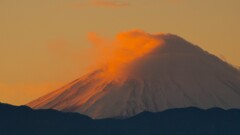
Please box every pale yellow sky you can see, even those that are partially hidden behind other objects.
[1,0,240,105]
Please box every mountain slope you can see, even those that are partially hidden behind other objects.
[28,31,240,119]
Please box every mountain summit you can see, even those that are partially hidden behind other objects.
[28,30,240,119]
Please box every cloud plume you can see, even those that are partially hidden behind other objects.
[46,30,164,83]
[87,30,164,81]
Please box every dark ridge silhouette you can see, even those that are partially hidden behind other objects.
[1,103,240,135]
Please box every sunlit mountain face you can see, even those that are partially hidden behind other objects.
[28,30,240,119]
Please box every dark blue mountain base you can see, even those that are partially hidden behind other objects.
[1,103,240,135]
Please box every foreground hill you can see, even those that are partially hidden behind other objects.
[1,103,240,135]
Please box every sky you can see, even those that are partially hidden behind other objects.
[1,0,240,105]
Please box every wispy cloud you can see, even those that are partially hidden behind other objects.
[168,0,185,4]
[91,0,129,8]
[70,0,129,9]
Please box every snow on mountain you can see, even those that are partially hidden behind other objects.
[28,30,240,119]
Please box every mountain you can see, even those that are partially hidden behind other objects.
[28,32,240,119]
[1,103,240,135]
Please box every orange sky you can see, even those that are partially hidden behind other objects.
[1,0,240,105]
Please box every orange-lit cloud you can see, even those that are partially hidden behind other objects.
[45,30,164,84]
[87,30,164,82]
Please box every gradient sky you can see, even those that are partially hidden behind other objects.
[1,0,240,105]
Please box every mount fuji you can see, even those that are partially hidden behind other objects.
[28,31,240,119]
